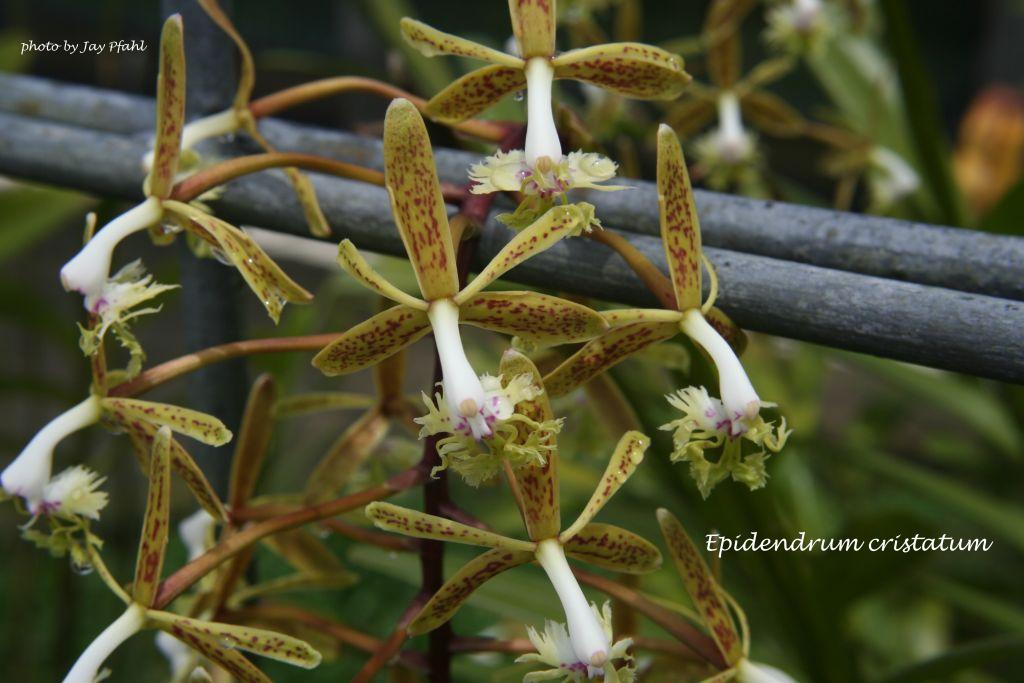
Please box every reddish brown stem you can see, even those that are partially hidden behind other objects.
[350,597,425,683]
[153,466,426,609]
[320,518,418,552]
[587,229,678,309]
[108,333,341,398]
[170,151,466,204]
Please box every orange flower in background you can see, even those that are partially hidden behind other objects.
[954,86,1024,216]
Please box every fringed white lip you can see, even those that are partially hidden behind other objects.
[427,299,491,439]
[524,57,562,165]
[716,92,750,163]
[737,658,800,683]
[680,309,760,433]
[60,197,164,307]
[62,603,146,683]
[1,395,103,511]
[534,539,611,667]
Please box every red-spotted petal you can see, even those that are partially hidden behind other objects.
[401,17,522,68]
[147,15,185,200]
[311,305,431,376]
[133,426,172,607]
[424,64,527,125]
[508,0,556,58]
[658,124,703,311]
[563,522,662,574]
[459,291,607,344]
[552,43,691,99]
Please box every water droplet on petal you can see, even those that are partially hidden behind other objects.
[513,90,525,102]
[71,559,94,576]
[211,248,233,266]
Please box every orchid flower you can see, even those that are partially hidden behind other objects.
[866,146,922,211]
[516,602,636,682]
[657,509,800,683]
[3,391,230,520]
[60,15,312,324]
[764,0,836,57]
[401,0,689,178]
[313,99,607,442]
[544,126,789,496]
[61,428,322,683]
[366,350,659,672]
[666,0,804,194]
[820,128,922,212]
[142,0,331,237]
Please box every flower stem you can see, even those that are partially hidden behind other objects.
[587,229,678,309]
[524,58,562,164]
[61,604,146,683]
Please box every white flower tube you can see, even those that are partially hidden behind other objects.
[62,604,146,683]
[534,539,611,667]
[142,109,241,171]
[524,57,562,165]
[427,299,490,439]
[716,92,751,163]
[680,309,760,432]
[60,197,164,308]
[2,395,103,510]
[737,659,800,683]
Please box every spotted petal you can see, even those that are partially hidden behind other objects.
[508,0,556,58]
[275,392,376,417]
[704,0,756,89]
[147,15,185,200]
[543,321,679,398]
[424,64,527,125]
[383,99,460,300]
[658,124,703,311]
[133,426,172,607]
[657,508,743,666]
[120,418,227,521]
[704,306,747,354]
[563,522,662,574]
[367,502,535,552]
[668,97,717,137]
[157,623,270,683]
[163,201,313,323]
[148,611,322,670]
[303,409,389,505]
[312,305,431,376]
[560,431,649,541]
[264,529,347,574]
[740,90,805,137]
[401,17,523,68]
[459,292,607,344]
[336,239,427,310]
[456,205,585,303]
[229,375,276,511]
[552,43,691,100]
[408,547,535,635]
[102,397,232,446]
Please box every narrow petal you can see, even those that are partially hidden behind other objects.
[228,375,276,511]
[383,99,460,300]
[408,547,534,635]
[656,508,743,666]
[657,124,703,311]
[455,205,585,303]
[704,0,756,89]
[336,239,427,310]
[302,409,389,505]
[147,15,185,200]
[560,431,649,542]
[367,501,536,552]
[156,624,270,683]
[263,529,347,574]
[163,201,313,323]
[197,0,255,109]
[274,392,377,417]
[101,397,232,446]
[148,611,322,670]
[401,17,523,67]
[133,426,172,607]
[459,292,608,344]
[229,571,358,605]
[704,306,747,354]
[312,305,431,376]
[500,349,561,541]
[508,0,556,58]
[121,418,227,521]
[740,90,805,137]
[668,98,718,137]
[601,308,683,326]
[563,522,662,574]
[552,43,691,100]
[542,321,679,398]
[425,64,527,124]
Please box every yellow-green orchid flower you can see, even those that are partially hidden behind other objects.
[764,0,838,57]
[313,99,606,440]
[516,601,636,681]
[544,125,789,497]
[61,428,322,683]
[60,15,312,324]
[666,0,803,195]
[365,350,658,674]
[657,509,800,683]
[401,0,689,167]
[2,390,229,520]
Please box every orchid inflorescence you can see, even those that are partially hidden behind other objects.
[1,0,835,681]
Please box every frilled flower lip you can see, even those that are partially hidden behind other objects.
[516,599,633,681]
[38,465,109,520]
[469,149,628,198]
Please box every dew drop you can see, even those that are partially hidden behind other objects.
[211,248,233,266]
[71,559,94,576]
[159,222,182,236]
[513,90,525,102]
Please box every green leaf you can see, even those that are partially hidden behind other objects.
[0,186,94,262]
[876,634,1024,683]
